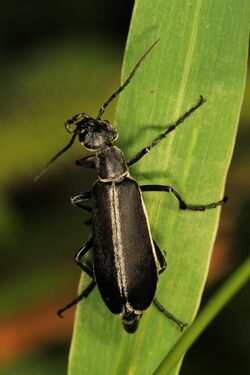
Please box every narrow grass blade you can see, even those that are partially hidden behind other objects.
[154,258,250,374]
[68,2,249,374]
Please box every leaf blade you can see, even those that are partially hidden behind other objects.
[68,2,249,374]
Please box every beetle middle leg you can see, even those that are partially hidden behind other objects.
[140,185,227,211]
[74,238,94,277]
[71,191,91,207]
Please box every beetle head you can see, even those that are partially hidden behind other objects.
[71,116,118,151]
[34,114,118,181]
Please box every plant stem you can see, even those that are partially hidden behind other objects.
[154,257,250,375]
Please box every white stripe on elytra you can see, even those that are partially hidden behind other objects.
[108,182,128,301]
[139,191,159,275]
[108,179,158,316]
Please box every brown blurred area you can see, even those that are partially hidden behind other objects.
[0,1,249,374]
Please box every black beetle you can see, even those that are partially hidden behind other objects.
[36,40,227,333]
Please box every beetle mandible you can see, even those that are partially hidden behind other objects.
[35,39,227,333]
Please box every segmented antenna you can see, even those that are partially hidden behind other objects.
[34,39,160,181]
[97,39,160,119]
[34,132,77,182]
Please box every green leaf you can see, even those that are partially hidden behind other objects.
[68,1,249,374]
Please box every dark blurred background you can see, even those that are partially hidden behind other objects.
[0,1,249,374]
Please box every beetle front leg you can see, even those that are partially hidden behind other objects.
[75,155,95,169]
[140,185,227,211]
[127,96,205,167]
[71,191,92,208]
[71,191,92,220]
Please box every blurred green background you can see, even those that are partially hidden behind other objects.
[0,1,249,374]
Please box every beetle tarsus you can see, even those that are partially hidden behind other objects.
[153,299,187,331]
[141,185,227,212]
[57,280,96,317]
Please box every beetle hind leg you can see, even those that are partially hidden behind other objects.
[57,280,96,317]
[153,240,167,274]
[57,238,95,317]
[153,298,187,331]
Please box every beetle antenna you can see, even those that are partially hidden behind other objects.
[34,132,77,182]
[97,39,160,119]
